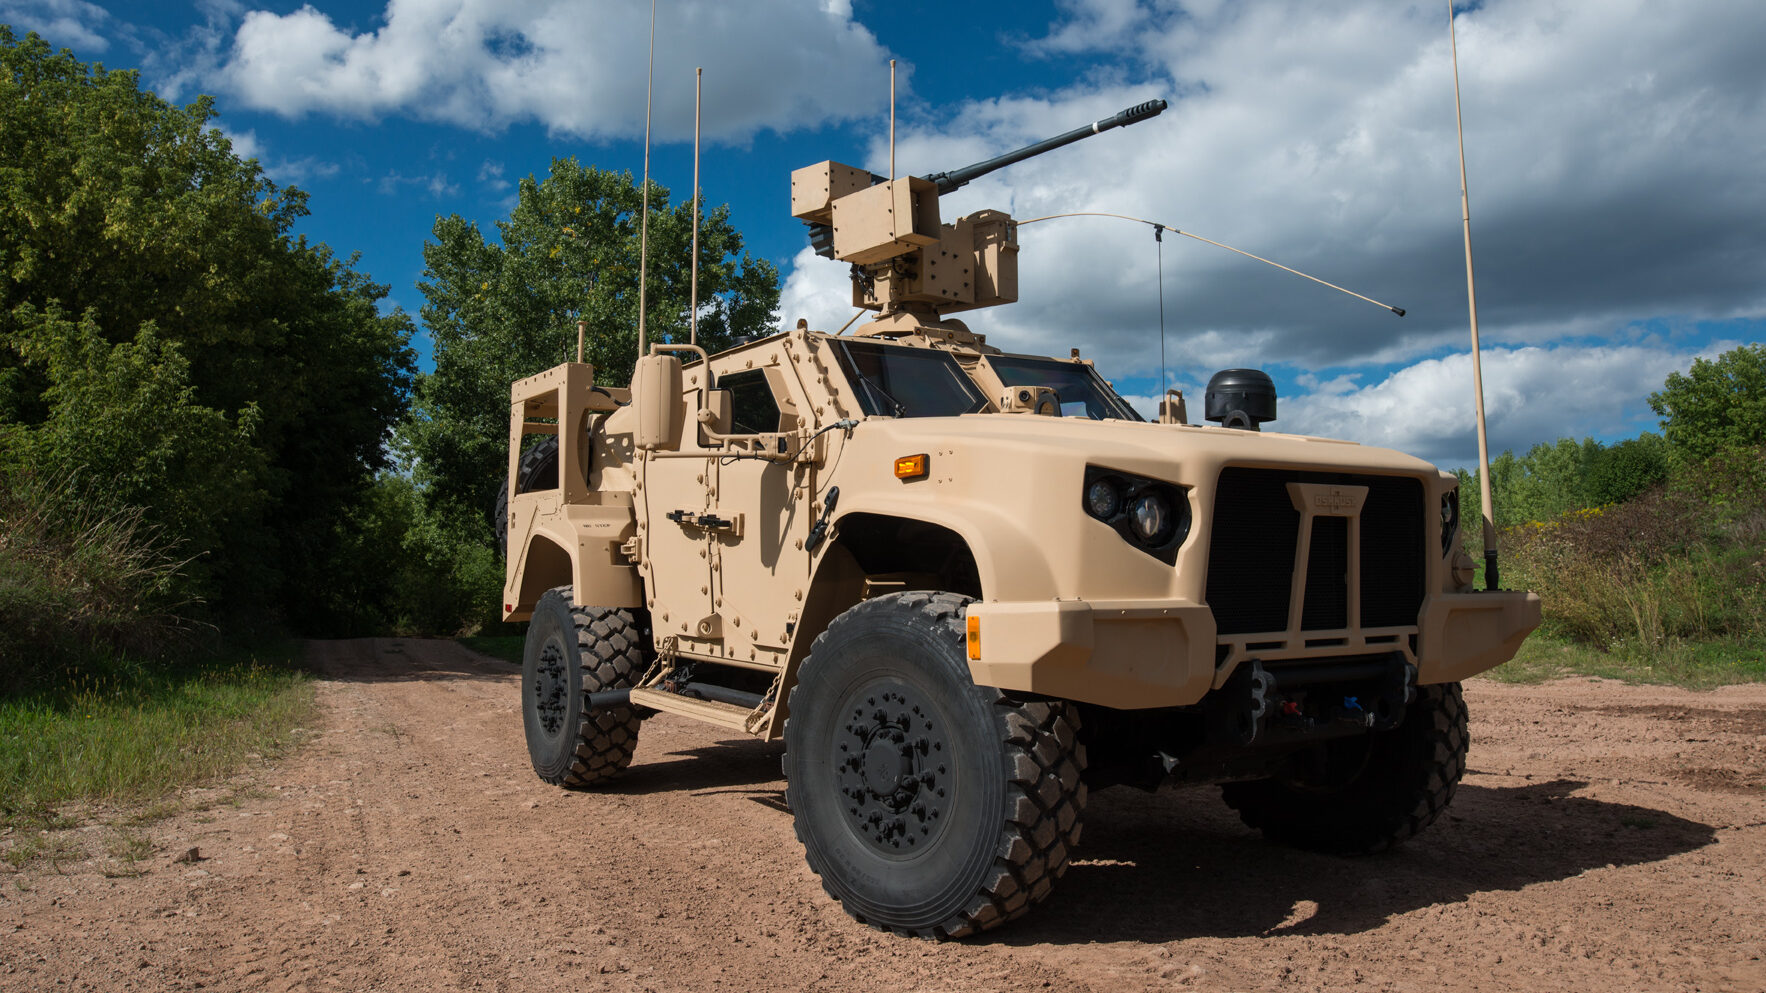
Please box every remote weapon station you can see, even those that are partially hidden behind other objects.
[499,96,1540,938]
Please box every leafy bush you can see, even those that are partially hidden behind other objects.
[1460,433,1669,530]
[1,29,414,630]
[304,473,507,637]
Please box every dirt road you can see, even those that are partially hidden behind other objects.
[3,638,1763,992]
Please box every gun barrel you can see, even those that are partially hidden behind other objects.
[925,99,1167,195]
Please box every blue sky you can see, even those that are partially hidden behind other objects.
[5,0,1764,469]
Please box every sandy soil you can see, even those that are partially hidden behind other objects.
[3,637,1763,992]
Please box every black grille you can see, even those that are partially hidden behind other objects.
[1207,468,1425,636]
[1301,516,1349,630]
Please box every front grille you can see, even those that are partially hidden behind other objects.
[1207,467,1425,636]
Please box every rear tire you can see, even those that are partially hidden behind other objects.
[1221,681,1468,854]
[522,586,647,787]
[783,592,1086,938]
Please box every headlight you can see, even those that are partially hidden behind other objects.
[1085,477,1122,519]
[1129,492,1173,544]
[1082,466,1190,563]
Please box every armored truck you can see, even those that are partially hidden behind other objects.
[499,100,1541,938]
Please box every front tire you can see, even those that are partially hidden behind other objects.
[782,592,1086,938]
[1221,681,1468,854]
[522,586,647,787]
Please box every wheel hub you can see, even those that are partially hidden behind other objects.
[834,687,950,854]
[532,640,570,736]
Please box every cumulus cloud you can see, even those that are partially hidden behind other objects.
[1282,342,1728,469]
[779,0,1766,389]
[1,0,109,51]
[776,246,859,334]
[210,0,894,141]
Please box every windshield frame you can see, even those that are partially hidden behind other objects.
[984,353,1145,421]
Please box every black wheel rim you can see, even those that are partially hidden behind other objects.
[832,679,954,858]
[531,637,571,739]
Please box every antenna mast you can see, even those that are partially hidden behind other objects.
[888,59,897,182]
[637,0,656,356]
[1449,1,1500,590]
[690,66,701,347]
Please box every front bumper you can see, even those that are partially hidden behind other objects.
[964,589,1541,710]
[1416,590,1543,684]
[965,599,1218,709]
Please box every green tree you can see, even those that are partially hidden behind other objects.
[0,29,414,626]
[1648,343,1766,464]
[408,157,779,527]
[1586,433,1669,506]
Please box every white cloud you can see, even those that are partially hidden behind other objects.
[1024,0,1148,56]
[214,0,894,141]
[219,126,264,162]
[1282,342,1730,469]
[374,170,459,199]
[216,126,339,185]
[477,159,509,193]
[779,0,1766,393]
[1,0,109,51]
[776,246,862,334]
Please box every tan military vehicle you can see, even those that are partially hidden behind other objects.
[499,100,1541,938]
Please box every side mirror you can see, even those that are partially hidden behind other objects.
[633,353,683,451]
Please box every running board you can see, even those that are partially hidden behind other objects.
[627,687,757,732]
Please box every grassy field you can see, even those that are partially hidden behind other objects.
[460,634,522,665]
[0,643,316,831]
[1485,627,1766,687]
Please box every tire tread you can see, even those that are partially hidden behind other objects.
[783,591,1086,939]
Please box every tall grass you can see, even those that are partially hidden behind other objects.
[1494,445,1765,683]
[0,475,193,689]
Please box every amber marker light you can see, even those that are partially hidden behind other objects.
[894,453,929,479]
[966,614,981,660]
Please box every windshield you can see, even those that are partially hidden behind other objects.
[987,354,1144,421]
[833,340,988,418]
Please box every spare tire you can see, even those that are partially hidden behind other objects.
[494,435,560,556]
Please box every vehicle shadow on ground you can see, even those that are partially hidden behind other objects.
[305,638,515,684]
[607,738,787,801]
[995,777,1717,946]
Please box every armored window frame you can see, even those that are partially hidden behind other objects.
[832,340,988,418]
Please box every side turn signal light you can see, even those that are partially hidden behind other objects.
[966,615,981,660]
[894,453,929,480]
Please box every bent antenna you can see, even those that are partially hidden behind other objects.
[1016,211,1406,318]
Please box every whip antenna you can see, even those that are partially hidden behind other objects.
[1154,224,1167,397]
[691,66,701,347]
[637,0,656,356]
[1450,0,1500,590]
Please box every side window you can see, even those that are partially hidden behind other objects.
[719,369,782,434]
